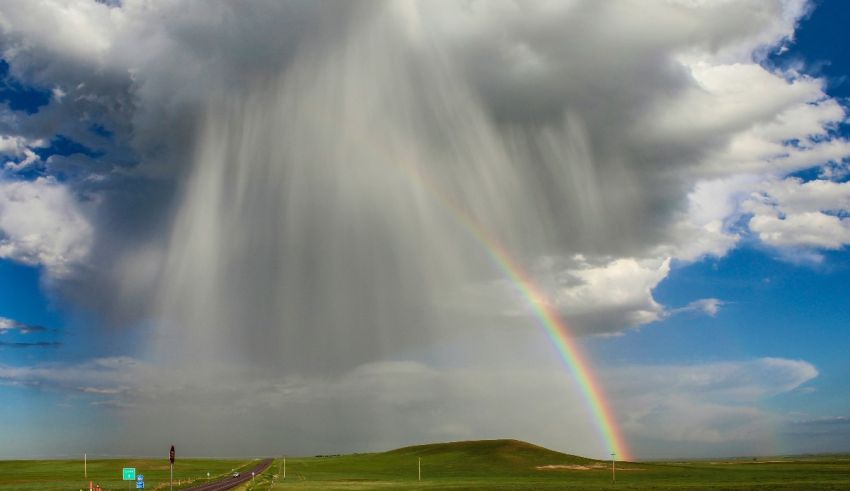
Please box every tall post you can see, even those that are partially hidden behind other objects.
[169,445,175,491]
[611,452,616,483]
[84,453,87,479]
[283,457,286,479]
[418,458,421,482]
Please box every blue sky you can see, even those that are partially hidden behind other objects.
[0,0,849,460]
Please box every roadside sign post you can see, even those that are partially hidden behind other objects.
[123,468,136,491]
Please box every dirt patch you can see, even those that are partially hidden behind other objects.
[537,463,645,472]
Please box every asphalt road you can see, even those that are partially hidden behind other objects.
[184,458,274,491]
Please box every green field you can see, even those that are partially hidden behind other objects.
[0,457,256,491]
[2,440,849,490]
[250,440,850,491]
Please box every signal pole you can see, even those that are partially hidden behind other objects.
[611,452,616,483]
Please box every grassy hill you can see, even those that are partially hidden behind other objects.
[385,439,596,474]
[265,439,627,489]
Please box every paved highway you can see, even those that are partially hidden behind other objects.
[184,458,274,491]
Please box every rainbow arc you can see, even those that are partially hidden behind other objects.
[399,160,631,461]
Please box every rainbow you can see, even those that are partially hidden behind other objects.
[461,221,632,462]
[398,160,631,461]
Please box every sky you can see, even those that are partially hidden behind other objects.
[0,0,849,461]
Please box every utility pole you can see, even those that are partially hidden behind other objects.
[611,452,616,483]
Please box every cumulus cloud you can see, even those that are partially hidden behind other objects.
[455,255,725,335]
[743,177,850,256]
[0,316,48,334]
[605,358,818,456]
[532,256,672,334]
[0,176,92,276]
[0,135,44,171]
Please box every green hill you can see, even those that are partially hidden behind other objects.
[386,438,596,471]
[280,439,609,488]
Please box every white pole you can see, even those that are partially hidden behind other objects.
[418,458,421,481]
[84,453,87,479]
[283,457,286,479]
[611,452,616,483]
[170,463,173,491]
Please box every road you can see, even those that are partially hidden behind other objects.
[184,458,274,491]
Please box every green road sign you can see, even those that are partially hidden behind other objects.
[123,468,136,481]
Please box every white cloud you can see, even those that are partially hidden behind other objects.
[0,0,117,64]
[0,135,45,171]
[744,177,850,253]
[674,298,723,317]
[546,256,671,333]
[605,358,818,453]
[0,135,27,154]
[452,254,727,335]
[751,211,850,250]
[0,177,93,276]
[0,316,46,334]
[650,63,822,147]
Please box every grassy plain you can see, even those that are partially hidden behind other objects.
[246,440,850,491]
[2,440,849,490]
[0,457,255,491]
